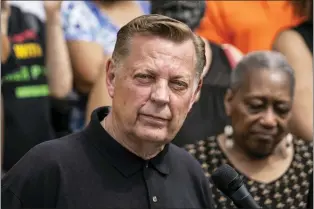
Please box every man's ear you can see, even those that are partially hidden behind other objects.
[106,59,116,98]
[188,78,203,111]
[224,89,234,116]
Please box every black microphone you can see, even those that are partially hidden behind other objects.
[211,164,261,209]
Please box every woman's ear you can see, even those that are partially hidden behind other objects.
[224,89,234,116]
[189,78,203,111]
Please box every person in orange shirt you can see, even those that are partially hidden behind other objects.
[196,1,306,54]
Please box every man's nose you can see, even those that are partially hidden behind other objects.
[150,80,170,105]
[260,108,277,128]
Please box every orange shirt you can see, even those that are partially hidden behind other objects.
[196,1,305,54]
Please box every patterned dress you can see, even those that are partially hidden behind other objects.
[184,136,313,209]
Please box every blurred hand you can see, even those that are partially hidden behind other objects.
[44,1,63,16]
[221,44,243,68]
[1,0,10,35]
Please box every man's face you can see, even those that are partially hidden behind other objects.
[107,35,200,144]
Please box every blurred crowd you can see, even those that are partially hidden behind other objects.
[1,1,313,208]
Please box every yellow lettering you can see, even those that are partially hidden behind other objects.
[13,45,28,59]
[13,43,43,59]
[28,45,35,57]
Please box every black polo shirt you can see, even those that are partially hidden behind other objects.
[2,107,215,209]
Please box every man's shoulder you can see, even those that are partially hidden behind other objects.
[1,133,87,207]
[168,144,204,174]
[169,143,198,162]
[12,132,86,168]
[31,132,85,159]
[2,132,87,188]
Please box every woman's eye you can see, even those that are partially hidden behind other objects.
[275,104,290,115]
[247,101,265,113]
[250,104,263,109]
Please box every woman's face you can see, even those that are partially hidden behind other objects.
[224,69,293,158]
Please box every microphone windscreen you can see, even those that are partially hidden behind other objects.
[211,164,239,194]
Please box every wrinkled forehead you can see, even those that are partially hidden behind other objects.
[126,35,197,75]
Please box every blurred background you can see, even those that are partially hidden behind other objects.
[1,1,313,208]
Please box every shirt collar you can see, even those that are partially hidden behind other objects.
[83,107,171,177]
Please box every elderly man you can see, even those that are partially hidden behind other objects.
[2,14,215,209]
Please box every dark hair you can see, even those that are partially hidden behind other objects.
[230,51,295,97]
[291,0,312,19]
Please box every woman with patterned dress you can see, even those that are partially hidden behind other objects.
[185,51,313,209]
